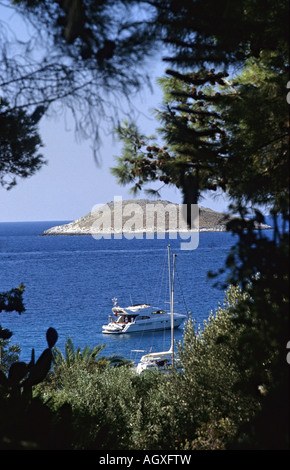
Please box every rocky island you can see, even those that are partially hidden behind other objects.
[41,199,271,236]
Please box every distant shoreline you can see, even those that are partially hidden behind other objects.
[41,223,271,236]
[41,227,231,236]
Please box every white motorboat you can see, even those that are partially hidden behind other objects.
[102,245,186,335]
[102,299,186,335]
[136,245,182,373]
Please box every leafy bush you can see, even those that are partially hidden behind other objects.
[42,362,150,449]
[160,283,265,449]
[0,339,20,375]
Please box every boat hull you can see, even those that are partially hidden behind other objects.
[102,314,185,334]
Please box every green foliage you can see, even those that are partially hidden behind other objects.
[178,284,257,396]
[53,337,106,369]
[0,284,26,345]
[0,340,20,375]
[52,337,133,373]
[154,283,263,449]
[220,56,288,210]
[39,362,147,450]
[0,284,25,315]
[0,99,45,189]
[221,234,289,449]
[112,68,231,208]
[153,0,289,67]
[173,278,289,450]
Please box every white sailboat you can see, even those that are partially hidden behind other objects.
[136,245,181,374]
[102,246,186,335]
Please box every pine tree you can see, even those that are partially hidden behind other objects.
[112,69,234,224]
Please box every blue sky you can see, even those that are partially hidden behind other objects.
[0,4,229,222]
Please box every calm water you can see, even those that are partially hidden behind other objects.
[1,221,239,363]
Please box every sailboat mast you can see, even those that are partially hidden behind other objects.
[171,254,176,366]
[168,244,171,312]
[168,244,176,367]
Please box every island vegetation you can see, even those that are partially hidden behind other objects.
[0,0,289,450]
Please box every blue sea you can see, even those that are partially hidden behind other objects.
[0,221,255,364]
